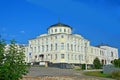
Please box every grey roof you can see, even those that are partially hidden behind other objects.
[48,22,72,30]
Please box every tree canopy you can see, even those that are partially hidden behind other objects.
[0,38,28,80]
[93,57,102,69]
[112,58,120,68]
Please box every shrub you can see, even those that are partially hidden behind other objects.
[82,64,85,70]
[111,71,120,80]
[93,57,102,69]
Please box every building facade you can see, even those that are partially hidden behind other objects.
[25,22,118,66]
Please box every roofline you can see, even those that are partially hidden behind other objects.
[47,23,73,30]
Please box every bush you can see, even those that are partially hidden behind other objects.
[93,57,102,69]
[84,71,111,78]
[82,64,85,70]
[111,71,120,80]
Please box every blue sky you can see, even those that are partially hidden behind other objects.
[0,0,120,56]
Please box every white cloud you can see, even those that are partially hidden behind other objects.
[20,30,25,34]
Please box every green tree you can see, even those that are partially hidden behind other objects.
[112,58,120,68]
[93,57,102,69]
[0,38,28,80]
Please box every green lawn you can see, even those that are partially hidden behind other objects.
[83,71,112,78]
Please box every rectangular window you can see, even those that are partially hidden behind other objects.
[78,45,79,52]
[64,29,66,32]
[111,52,113,57]
[38,46,40,52]
[61,54,65,59]
[68,54,69,60]
[42,45,44,52]
[55,36,57,39]
[61,35,64,38]
[68,29,69,33]
[51,29,53,33]
[51,44,53,51]
[55,43,57,50]
[75,55,77,60]
[55,29,57,32]
[71,54,73,60]
[61,43,64,50]
[31,47,33,52]
[46,45,48,51]
[67,43,69,50]
[74,45,76,51]
[55,54,57,60]
[60,28,62,32]
[51,54,52,60]
[34,47,36,53]
[71,44,73,51]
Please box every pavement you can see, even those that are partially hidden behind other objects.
[26,67,115,80]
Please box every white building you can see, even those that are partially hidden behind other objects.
[25,22,118,67]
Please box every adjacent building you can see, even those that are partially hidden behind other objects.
[25,22,118,67]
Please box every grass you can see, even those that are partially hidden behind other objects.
[83,71,112,78]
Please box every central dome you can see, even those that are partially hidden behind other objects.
[48,22,72,30]
[48,22,72,35]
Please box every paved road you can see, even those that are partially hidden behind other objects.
[27,67,78,77]
[26,67,114,80]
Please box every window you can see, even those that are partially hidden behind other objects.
[111,51,113,57]
[51,37,52,40]
[46,45,48,51]
[61,54,65,59]
[38,40,40,44]
[78,45,79,52]
[68,29,70,33]
[31,47,33,52]
[68,54,69,60]
[67,43,69,50]
[71,54,73,60]
[79,55,81,60]
[61,35,64,38]
[55,54,57,60]
[51,54,52,60]
[51,44,53,51]
[55,29,57,32]
[71,44,73,51]
[55,43,57,50]
[75,55,77,60]
[61,43,64,50]
[55,36,57,39]
[46,38,48,41]
[60,28,62,32]
[64,29,66,32]
[38,46,40,52]
[51,29,53,33]
[34,47,36,53]
[74,45,76,51]
[42,45,44,52]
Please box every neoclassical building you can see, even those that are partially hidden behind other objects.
[25,22,118,67]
